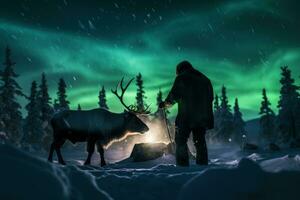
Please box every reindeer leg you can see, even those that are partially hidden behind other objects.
[97,142,106,167]
[84,138,96,165]
[55,138,66,165]
[48,142,55,162]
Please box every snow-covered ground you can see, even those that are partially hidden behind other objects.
[1,143,300,200]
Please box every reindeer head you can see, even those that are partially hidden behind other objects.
[111,77,150,134]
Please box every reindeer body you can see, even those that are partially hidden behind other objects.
[48,108,149,166]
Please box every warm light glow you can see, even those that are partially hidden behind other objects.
[144,132,157,143]
[140,118,170,144]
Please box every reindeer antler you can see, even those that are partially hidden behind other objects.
[111,77,134,112]
[111,77,151,114]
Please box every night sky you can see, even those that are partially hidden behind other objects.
[0,0,299,119]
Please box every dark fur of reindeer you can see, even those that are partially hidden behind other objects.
[48,77,150,166]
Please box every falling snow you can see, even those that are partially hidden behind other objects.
[88,20,96,30]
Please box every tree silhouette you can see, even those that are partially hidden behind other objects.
[297,75,300,140]
[77,104,82,110]
[53,99,59,111]
[0,46,24,144]
[38,73,53,121]
[213,95,221,130]
[54,78,70,111]
[37,73,54,150]
[232,98,245,144]
[216,85,233,142]
[135,73,148,112]
[155,89,169,116]
[98,86,109,110]
[210,94,221,142]
[277,66,299,142]
[214,94,220,112]
[259,88,275,142]
[23,81,43,148]
[156,89,163,108]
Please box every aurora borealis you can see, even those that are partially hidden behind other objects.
[0,0,299,119]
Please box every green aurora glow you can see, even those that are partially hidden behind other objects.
[0,0,299,120]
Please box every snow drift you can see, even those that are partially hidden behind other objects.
[179,158,300,200]
[0,144,111,200]
[1,144,300,200]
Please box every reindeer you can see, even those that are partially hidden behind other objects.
[48,77,150,166]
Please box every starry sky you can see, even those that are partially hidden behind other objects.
[0,0,299,120]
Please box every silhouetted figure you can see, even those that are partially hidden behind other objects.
[160,61,214,166]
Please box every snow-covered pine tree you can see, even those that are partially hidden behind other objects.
[216,85,234,142]
[77,104,82,110]
[232,98,246,144]
[23,81,43,149]
[277,66,299,143]
[98,86,109,110]
[55,78,70,111]
[259,88,276,142]
[37,73,54,150]
[135,73,148,112]
[0,46,24,145]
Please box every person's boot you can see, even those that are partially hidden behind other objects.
[176,144,189,167]
[195,145,208,165]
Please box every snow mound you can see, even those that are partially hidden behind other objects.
[179,158,300,200]
[247,153,263,161]
[2,144,300,200]
[0,144,111,200]
[260,154,300,172]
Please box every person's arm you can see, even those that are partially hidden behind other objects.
[160,76,182,108]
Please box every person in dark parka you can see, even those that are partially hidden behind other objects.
[159,61,214,166]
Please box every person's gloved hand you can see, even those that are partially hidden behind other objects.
[159,101,165,109]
